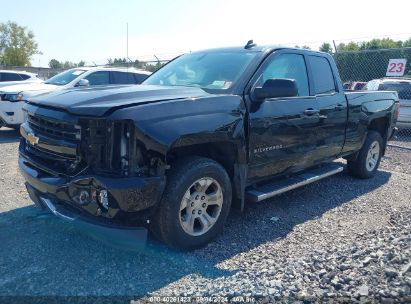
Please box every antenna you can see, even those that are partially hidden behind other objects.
[244,40,256,49]
[126,23,129,68]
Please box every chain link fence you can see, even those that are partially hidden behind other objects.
[333,48,411,149]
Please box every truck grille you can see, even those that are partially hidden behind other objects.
[21,112,84,176]
[27,113,81,141]
[22,110,139,177]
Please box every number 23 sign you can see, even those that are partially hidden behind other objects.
[386,59,407,77]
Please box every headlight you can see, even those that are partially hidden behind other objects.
[4,93,23,102]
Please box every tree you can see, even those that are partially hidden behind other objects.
[337,41,360,52]
[319,42,333,54]
[331,37,411,82]
[107,57,145,69]
[294,45,311,50]
[63,61,76,68]
[49,59,85,69]
[0,21,40,66]
[359,38,399,50]
[144,62,165,72]
[49,59,62,68]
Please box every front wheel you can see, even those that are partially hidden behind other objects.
[347,131,383,179]
[150,157,232,250]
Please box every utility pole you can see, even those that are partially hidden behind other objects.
[126,22,129,68]
[333,40,338,54]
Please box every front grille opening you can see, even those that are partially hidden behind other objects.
[83,120,137,177]
[111,123,122,170]
[27,114,80,141]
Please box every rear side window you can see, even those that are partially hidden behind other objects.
[85,71,110,85]
[134,73,149,84]
[19,74,31,80]
[0,72,22,82]
[261,53,310,96]
[111,71,137,84]
[308,56,336,95]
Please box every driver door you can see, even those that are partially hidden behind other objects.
[247,51,321,181]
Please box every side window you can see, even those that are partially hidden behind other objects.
[19,74,31,80]
[308,56,336,94]
[261,54,309,97]
[111,71,137,84]
[134,73,149,84]
[84,71,110,85]
[1,72,22,82]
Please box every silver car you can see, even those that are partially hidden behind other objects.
[364,78,411,129]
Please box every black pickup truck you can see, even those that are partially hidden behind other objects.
[19,43,399,249]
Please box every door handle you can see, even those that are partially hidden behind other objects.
[304,108,319,116]
[335,104,345,111]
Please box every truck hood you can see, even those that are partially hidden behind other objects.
[27,85,212,116]
[0,82,56,94]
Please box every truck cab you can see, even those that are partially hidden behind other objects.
[18,44,399,250]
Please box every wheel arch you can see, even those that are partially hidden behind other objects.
[166,141,247,210]
[367,116,389,155]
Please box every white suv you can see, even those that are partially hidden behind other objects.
[0,70,42,88]
[0,67,151,129]
[364,78,411,129]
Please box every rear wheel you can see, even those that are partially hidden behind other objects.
[150,157,232,250]
[347,131,383,179]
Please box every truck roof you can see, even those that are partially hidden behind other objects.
[193,45,328,56]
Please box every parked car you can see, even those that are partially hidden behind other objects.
[0,67,151,128]
[0,70,42,88]
[19,44,398,250]
[364,78,411,129]
[343,81,366,91]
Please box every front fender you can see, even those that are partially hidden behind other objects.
[109,95,247,162]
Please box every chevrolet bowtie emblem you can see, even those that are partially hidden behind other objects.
[27,133,39,146]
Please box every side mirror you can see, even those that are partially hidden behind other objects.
[253,78,298,101]
[75,79,90,87]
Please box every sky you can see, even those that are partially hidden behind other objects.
[1,0,411,67]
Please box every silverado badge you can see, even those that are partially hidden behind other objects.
[27,133,39,146]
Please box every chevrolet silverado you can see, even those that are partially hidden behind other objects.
[19,42,399,249]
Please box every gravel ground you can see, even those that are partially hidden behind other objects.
[0,127,410,303]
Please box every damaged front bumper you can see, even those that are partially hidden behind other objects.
[19,154,166,230]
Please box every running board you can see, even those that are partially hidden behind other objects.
[246,163,344,202]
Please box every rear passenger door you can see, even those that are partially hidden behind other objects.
[84,71,110,86]
[110,71,138,85]
[307,55,347,159]
[134,73,149,84]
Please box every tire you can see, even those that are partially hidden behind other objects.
[347,131,383,179]
[150,156,232,250]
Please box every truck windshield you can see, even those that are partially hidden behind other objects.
[144,52,257,91]
[45,69,86,86]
